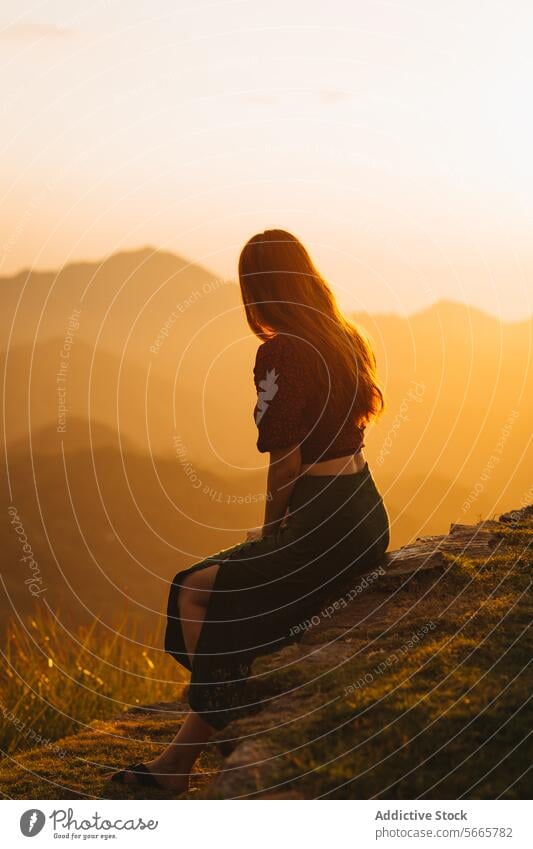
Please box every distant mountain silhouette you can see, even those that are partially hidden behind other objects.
[352,298,532,537]
[0,247,239,344]
[1,247,254,467]
[1,421,267,624]
[1,337,206,459]
[1,248,531,625]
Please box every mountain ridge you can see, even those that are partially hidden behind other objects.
[1,247,531,324]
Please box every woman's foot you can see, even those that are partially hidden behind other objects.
[104,710,214,795]
[105,756,189,794]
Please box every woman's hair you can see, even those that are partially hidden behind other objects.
[238,229,384,425]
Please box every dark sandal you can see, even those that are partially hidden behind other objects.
[110,762,163,789]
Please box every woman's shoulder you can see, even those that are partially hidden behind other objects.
[253,335,304,392]
[257,333,302,359]
[254,333,294,366]
[257,332,294,351]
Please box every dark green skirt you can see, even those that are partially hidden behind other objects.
[164,461,389,730]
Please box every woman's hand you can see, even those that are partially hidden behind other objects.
[246,527,263,541]
[263,445,301,535]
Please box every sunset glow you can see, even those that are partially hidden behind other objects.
[1,0,532,318]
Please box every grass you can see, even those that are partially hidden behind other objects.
[0,514,531,799]
[0,705,221,800]
[0,608,186,756]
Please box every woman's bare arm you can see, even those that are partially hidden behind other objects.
[262,445,302,536]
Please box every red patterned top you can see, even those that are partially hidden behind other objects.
[253,334,365,464]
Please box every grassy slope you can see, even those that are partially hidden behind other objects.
[0,611,187,755]
[0,514,531,800]
[0,700,222,800]
[208,515,532,799]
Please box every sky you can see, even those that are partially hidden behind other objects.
[1,0,532,319]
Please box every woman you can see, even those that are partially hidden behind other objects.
[108,229,390,793]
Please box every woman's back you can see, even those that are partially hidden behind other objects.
[253,333,365,464]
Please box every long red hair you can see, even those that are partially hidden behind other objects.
[238,229,384,426]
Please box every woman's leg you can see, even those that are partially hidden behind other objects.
[139,710,215,792]
[178,564,220,662]
[106,565,220,792]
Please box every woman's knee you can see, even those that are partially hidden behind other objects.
[178,578,200,610]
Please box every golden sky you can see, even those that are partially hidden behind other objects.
[1,0,532,319]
